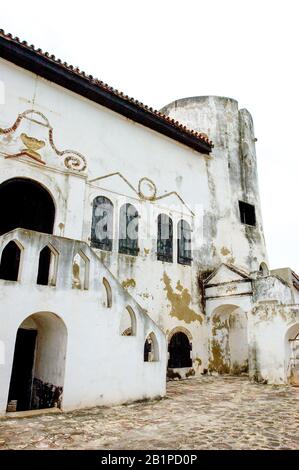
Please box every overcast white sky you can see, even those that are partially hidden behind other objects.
[1,0,298,272]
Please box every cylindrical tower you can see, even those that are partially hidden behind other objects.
[160,96,268,273]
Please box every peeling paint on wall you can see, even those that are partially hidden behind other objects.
[221,246,231,256]
[209,338,230,374]
[121,278,136,289]
[162,272,203,324]
[209,311,248,375]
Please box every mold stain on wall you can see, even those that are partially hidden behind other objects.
[162,272,203,324]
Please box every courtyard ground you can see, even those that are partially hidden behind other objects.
[0,376,298,450]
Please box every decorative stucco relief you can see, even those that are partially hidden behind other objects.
[89,172,194,215]
[0,109,87,171]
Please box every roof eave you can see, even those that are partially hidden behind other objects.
[0,36,212,155]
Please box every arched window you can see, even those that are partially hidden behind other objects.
[119,204,139,256]
[168,332,192,368]
[177,220,192,265]
[36,244,59,286]
[259,262,269,277]
[119,306,137,336]
[103,277,112,308]
[157,214,173,262]
[0,240,22,281]
[91,196,113,251]
[144,332,159,362]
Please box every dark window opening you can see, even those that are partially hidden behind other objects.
[0,178,55,236]
[119,203,139,256]
[0,241,21,281]
[239,201,256,226]
[157,214,173,262]
[144,338,151,362]
[168,332,192,368]
[37,246,52,286]
[91,196,113,251]
[177,220,192,265]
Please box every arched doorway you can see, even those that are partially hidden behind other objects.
[0,178,55,236]
[285,323,299,386]
[0,178,55,283]
[7,312,67,412]
[209,305,248,375]
[168,331,192,369]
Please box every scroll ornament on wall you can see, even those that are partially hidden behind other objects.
[0,109,87,172]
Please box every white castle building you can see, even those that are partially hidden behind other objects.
[0,30,298,415]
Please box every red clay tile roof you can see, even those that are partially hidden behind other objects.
[0,29,213,152]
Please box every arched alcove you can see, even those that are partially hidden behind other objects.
[144,332,159,362]
[7,312,67,412]
[209,304,248,375]
[72,251,90,290]
[103,277,112,308]
[0,178,55,235]
[119,306,137,336]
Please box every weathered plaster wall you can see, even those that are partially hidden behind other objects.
[0,59,214,375]
[161,96,268,273]
[271,268,299,304]
[253,276,293,304]
[248,302,299,384]
[207,304,250,375]
[0,229,167,415]
[0,58,296,387]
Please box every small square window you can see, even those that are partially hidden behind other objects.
[239,201,256,226]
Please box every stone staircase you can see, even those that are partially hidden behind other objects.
[0,228,166,414]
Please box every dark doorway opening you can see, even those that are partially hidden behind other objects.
[0,178,55,236]
[168,332,192,368]
[7,313,67,413]
[0,241,21,281]
[7,328,37,411]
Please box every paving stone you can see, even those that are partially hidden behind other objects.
[0,376,298,450]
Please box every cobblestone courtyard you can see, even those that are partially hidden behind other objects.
[0,376,298,450]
